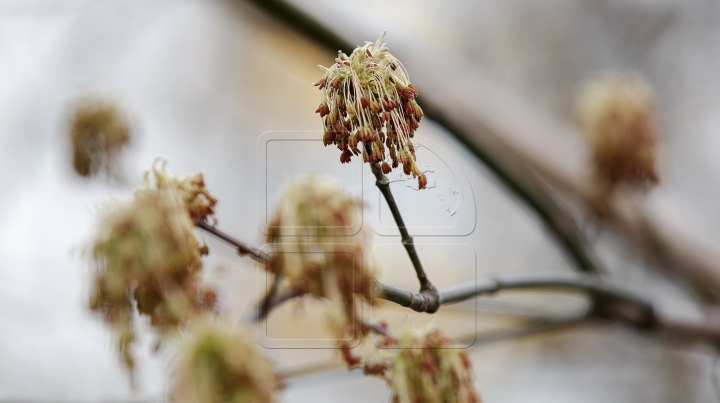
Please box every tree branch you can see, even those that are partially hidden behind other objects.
[238,0,720,302]
[198,217,719,347]
[248,283,308,321]
[369,162,439,312]
[376,272,720,345]
[194,219,268,263]
[239,0,605,277]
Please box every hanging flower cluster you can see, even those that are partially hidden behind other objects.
[143,158,218,224]
[265,175,374,361]
[314,33,428,189]
[88,163,216,381]
[171,319,281,403]
[389,326,480,403]
[69,97,130,178]
[576,74,659,197]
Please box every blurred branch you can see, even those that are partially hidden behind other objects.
[240,0,605,275]
[376,272,720,346]
[249,282,307,321]
[370,162,438,310]
[375,272,654,326]
[194,219,268,263]
[241,0,720,302]
[197,220,720,348]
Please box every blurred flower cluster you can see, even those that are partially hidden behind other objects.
[144,158,218,224]
[69,97,130,178]
[577,74,659,200]
[265,175,373,359]
[171,319,281,403]
[88,162,217,381]
[315,33,427,189]
[388,326,479,403]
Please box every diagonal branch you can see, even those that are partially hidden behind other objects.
[194,219,268,263]
[239,0,605,277]
[249,282,307,321]
[370,162,438,312]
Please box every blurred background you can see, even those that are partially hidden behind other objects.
[1,0,720,401]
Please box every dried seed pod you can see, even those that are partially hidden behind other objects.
[171,319,281,403]
[314,32,427,189]
[577,74,659,198]
[69,97,130,178]
[389,326,480,403]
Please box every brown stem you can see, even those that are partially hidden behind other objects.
[370,162,439,313]
[249,283,308,321]
[194,220,283,319]
[194,219,268,263]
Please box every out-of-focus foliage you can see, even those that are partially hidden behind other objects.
[88,161,217,382]
[69,98,130,178]
[143,158,218,224]
[265,175,374,361]
[577,74,659,200]
[389,326,480,403]
[171,319,281,403]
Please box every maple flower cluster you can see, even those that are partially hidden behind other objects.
[576,74,659,197]
[171,319,281,403]
[88,161,217,381]
[144,158,218,224]
[314,33,427,189]
[389,327,480,403]
[69,98,130,178]
[265,175,374,355]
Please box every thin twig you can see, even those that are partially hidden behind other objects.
[370,162,439,312]
[239,0,605,276]
[259,273,283,320]
[248,283,308,321]
[194,219,268,263]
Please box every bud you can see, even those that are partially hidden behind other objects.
[68,97,130,178]
[314,32,427,188]
[348,134,359,151]
[389,326,480,403]
[315,103,330,117]
[313,78,327,88]
[576,74,659,196]
[413,102,424,119]
[171,319,281,403]
[360,96,371,108]
[403,162,411,176]
[418,173,428,190]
